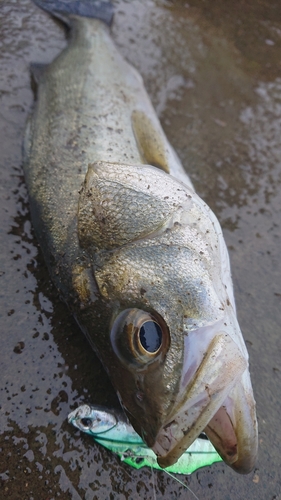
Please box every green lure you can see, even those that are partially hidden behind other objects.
[68,404,222,475]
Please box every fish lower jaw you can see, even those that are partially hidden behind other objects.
[153,380,258,474]
[152,399,239,470]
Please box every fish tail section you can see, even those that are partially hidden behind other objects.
[33,0,114,26]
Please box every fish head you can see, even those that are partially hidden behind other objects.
[75,161,258,473]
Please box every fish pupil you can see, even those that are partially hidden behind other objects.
[80,417,92,428]
[139,321,162,353]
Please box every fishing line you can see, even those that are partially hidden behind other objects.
[163,470,200,500]
[150,464,157,500]
[145,454,199,500]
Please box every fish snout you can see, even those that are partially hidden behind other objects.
[150,331,257,473]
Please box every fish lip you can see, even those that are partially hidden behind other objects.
[205,371,258,474]
[151,331,249,469]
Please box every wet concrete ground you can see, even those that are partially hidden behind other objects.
[1,0,281,498]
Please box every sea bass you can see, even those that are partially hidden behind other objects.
[24,0,257,473]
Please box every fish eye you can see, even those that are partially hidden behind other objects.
[139,321,162,353]
[111,308,169,366]
[80,417,93,428]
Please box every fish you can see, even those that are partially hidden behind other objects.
[23,0,258,473]
[68,404,223,474]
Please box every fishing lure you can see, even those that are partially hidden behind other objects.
[68,405,222,475]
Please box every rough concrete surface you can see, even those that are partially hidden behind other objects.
[0,1,281,498]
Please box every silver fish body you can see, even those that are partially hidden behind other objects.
[24,0,257,473]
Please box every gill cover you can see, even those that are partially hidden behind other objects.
[78,160,194,250]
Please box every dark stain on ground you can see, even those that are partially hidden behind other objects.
[1,0,281,498]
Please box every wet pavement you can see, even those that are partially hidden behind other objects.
[1,0,281,498]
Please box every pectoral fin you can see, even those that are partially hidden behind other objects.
[30,63,48,86]
[131,110,170,173]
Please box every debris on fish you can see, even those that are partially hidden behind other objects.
[24,0,258,473]
[68,404,222,474]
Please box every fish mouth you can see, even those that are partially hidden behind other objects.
[152,330,258,474]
